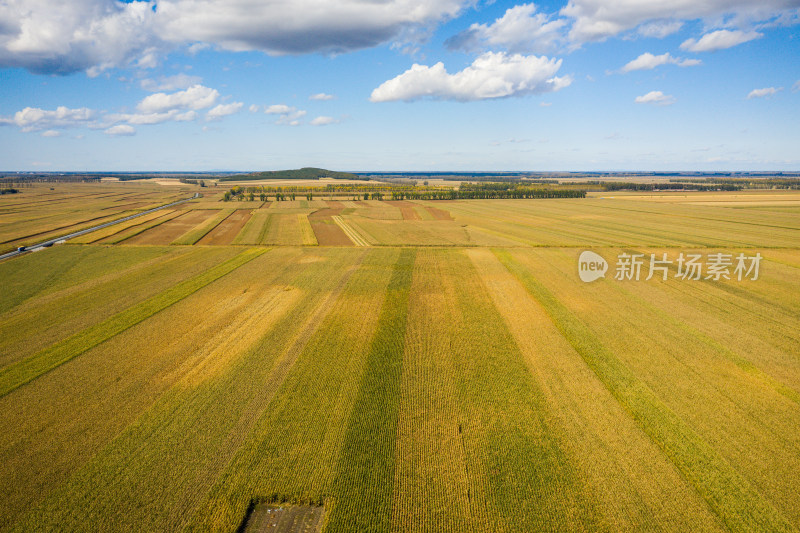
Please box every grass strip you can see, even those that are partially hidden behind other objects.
[172,209,235,245]
[0,248,267,398]
[326,248,416,532]
[493,249,793,533]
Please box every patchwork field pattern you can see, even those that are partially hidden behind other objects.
[1,186,799,532]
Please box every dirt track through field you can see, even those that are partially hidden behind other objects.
[197,210,252,245]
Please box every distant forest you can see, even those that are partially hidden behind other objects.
[220,168,367,182]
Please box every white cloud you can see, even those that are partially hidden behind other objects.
[635,90,676,106]
[40,130,61,137]
[156,0,466,55]
[620,52,701,73]
[637,21,684,38]
[264,104,293,115]
[248,104,260,113]
[310,116,338,126]
[140,73,203,92]
[264,104,307,125]
[0,0,161,74]
[206,102,243,120]
[309,93,335,101]
[0,106,95,132]
[370,51,571,102]
[445,3,565,54]
[747,87,782,99]
[0,0,468,74]
[104,124,136,136]
[561,0,796,42]
[680,29,762,52]
[793,80,800,92]
[137,84,219,113]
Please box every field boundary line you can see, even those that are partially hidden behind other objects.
[493,249,795,533]
[0,248,267,398]
[332,215,369,246]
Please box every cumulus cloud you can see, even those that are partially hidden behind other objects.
[620,52,701,73]
[104,124,136,136]
[0,0,468,75]
[156,0,465,55]
[309,93,335,101]
[370,51,571,102]
[747,87,782,99]
[680,29,763,52]
[561,0,797,42]
[310,116,338,126]
[40,130,61,137]
[445,3,565,54]
[140,73,203,92]
[206,102,243,120]
[637,21,684,38]
[137,84,219,113]
[264,104,307,125]
[635,90,676,105]
[0,106,95,132]
[0,0,161,75]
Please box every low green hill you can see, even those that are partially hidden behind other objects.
[220,167,365,182]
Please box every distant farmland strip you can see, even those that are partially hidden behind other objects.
[0,248,266,398]
[494,249,794,532]
[298,214,317,245]
[332,215,368,246]
[172,209,234,245]
[99,209,185,244]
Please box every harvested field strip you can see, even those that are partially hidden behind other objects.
[173,209,234,245]
[332,215,367,246]
[0,247,237,366]
[122,209,217,245]
[298,214,317,245]
[0,248,266,398]
[99,209,185,244]
[310,218,352,246]
[424,205,453,221]
[494,249,794,532]
[467,249,725,531]
[326,249,415,532]
[390,250,473,532]
[186,249,397,532]
[445,249,601,531]
[68,209,176,244]
[231,211,271,245]
[197,210,253,245]
[0,210,138,247]
[531,249,800,525]
[0,248,308,529]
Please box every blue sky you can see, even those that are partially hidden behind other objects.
[0,0,798,171]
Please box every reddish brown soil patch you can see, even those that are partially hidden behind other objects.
[310,220,353,245]
[197,209,252,245]
[123,209,216,244]
[384,200,422,220]
[259,201,272,209]
[425,205,454,221]
[325,200,344,209]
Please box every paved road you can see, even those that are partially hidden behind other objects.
[0,193,201,262]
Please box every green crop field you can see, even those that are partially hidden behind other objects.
[1,184,799,532]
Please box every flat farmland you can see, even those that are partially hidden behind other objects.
[1,186,799,532]
[0,182,197,253]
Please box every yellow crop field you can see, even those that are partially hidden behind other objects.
[1,184,799,532]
